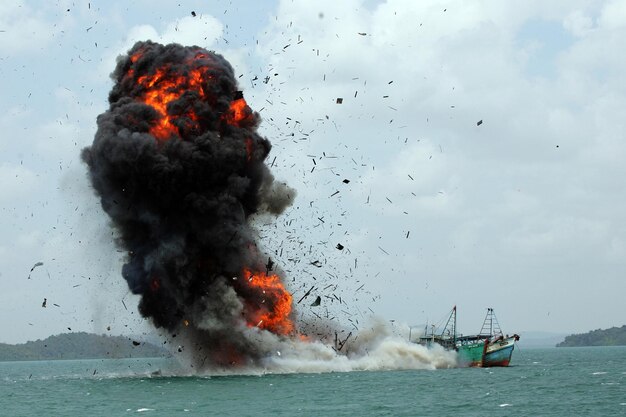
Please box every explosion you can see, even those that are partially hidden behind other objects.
[81,40,458,373]
[82,41,295,367]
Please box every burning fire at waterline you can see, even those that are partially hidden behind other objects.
[82,41,297,366]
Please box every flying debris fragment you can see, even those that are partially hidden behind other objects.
[336,98,343,104]
[336,243,344,250]
[28,261,44,279]
[41,298,47,308]
[310,296,321,307]
[298,286,315,304]
[265,257,274,272]
[334,331,352,352]
[477,119,483,126]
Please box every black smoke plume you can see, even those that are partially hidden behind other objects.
[82,41,295,367]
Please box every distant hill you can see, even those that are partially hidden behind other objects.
[556,325,626,347]
[0,332,170,361]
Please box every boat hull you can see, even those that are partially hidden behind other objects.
[457,341,486,367]
[418,337,486,367]
[484,336,516,367]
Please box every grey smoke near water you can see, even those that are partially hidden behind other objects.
[168,319,458,374]
[262,319,458,373]
[82,40,296,367]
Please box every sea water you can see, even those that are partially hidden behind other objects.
[1,346,625,416]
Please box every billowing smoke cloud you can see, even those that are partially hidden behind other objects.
[82,41,296,366]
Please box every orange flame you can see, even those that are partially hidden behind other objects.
[226,98,252,126]
[242,268,294,335]
[125,52,211,140]
[125,51,253,141]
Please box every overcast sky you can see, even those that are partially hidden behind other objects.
[1,0,625,344]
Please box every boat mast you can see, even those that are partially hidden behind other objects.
[441,306,456,340]
[453,306,457,344]
[479,308,503,338]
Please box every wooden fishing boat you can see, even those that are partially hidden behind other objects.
[478,308,520,367]
[417,306,487,367]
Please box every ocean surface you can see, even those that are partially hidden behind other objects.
[1,346,625,416]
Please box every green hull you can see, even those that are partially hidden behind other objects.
[457,340,486,367]
[418,337,486,367]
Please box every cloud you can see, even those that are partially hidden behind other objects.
[599,0,626,30]
[249,0,626,332]
[563,10,594,37]
[97,13,246,87]
[161,15,224,45]
[116,14,223,56]
[0,163,39,204]
[0,1,69,53]
[358,141,458,217]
